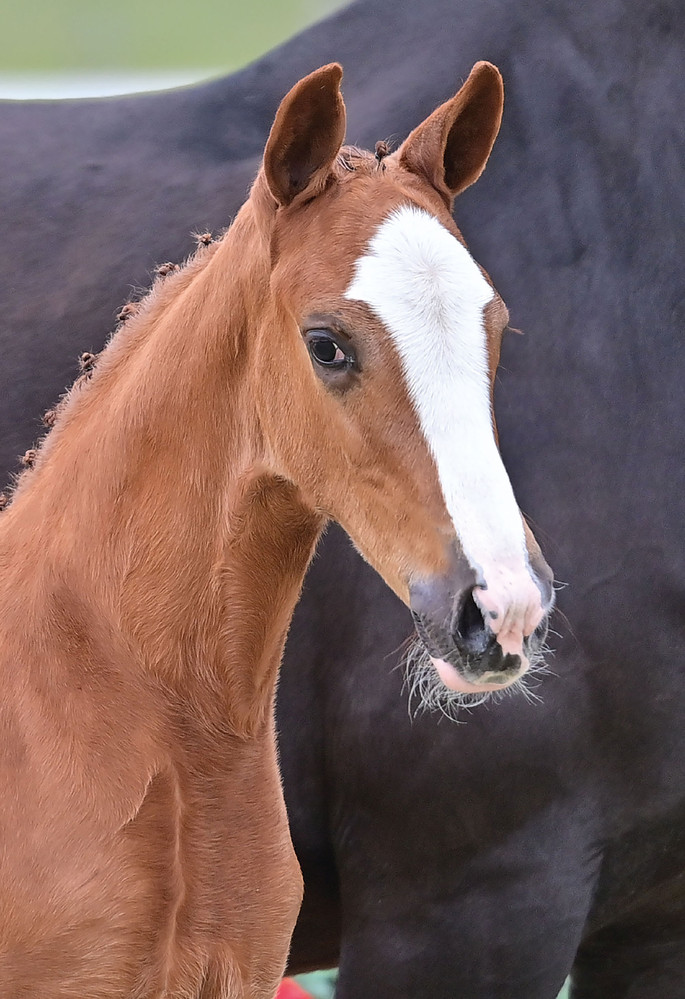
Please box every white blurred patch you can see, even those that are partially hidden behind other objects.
[0,71,213,100]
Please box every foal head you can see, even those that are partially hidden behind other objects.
[249,63,553,701]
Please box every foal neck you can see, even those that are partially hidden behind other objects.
[1,203,323,735]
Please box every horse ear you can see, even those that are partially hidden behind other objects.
[264,64,346,207]
[399,61,504,204]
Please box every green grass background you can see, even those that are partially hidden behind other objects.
[1,0,343,76]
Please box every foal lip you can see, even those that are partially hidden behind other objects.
[429,655,524,693]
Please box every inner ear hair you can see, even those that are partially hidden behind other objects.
[399,61,504,205]
[263,64,347,208]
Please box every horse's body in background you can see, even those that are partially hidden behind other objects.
[1,1,683,996]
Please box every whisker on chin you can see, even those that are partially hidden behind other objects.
[400,638,553,722]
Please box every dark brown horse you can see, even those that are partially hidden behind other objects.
[1,1,683,996]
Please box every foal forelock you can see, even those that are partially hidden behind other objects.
[344,204,530,582]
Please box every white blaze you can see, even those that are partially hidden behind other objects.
[344,204,543,660]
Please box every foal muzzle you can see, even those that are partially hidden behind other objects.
[409,547,554,692]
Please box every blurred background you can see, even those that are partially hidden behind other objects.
[0,0,344,98]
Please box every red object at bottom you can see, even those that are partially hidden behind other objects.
[276,979,311,999]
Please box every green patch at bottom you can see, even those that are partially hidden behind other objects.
[293,970,571,998]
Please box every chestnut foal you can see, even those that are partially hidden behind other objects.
[0,63,552,996]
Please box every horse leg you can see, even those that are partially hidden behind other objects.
[333,892,581,999]
[333,842,596,999]
[570,895,685,999]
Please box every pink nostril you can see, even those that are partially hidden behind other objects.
[473,573,544,662]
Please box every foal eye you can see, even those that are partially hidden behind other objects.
[306,331,349,369]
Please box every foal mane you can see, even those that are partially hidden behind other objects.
[1,232,222,510]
